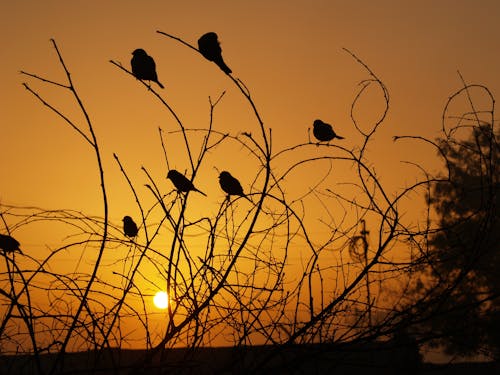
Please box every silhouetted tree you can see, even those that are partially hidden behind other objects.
[416,91,499,359]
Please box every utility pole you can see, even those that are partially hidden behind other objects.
[349,219,371,328]
[360,219,371,328]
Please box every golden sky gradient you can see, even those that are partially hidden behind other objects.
[0,0,499,274]
[2,0,500,215]
[1,0,500,353]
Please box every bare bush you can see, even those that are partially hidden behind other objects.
[1,33,496,373]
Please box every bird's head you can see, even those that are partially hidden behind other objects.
[201,32,218,42]
[123,216,132,222]
[132,48,147,56]
[313,119,323,128]
[219,171,231,180]
[167,170,178,180]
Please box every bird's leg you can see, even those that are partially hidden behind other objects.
[222,195,230,210]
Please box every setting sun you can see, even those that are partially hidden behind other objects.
[153,291,169,309]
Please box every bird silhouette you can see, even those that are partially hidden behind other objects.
[219,171,251,202]
[122,216,138,238]
[131,48,165,89]
[312,119,344,142]
[198,32,232,74]
[167,170,207,196]
[0,234,22,254]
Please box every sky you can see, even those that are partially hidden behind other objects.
[1,0,499,352]
[2,0,500,288]
[2,1,500,216]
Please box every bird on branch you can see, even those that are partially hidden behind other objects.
[198,32,232,75]
[167,169,207,196]
[312,119,344,142]
[219,171,252,202]
[122,216,139,238]
[131,48,165,89]
[0,234,22,254]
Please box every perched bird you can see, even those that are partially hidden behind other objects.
[198,32,232,74]
[0,234,22,254]
[122,216,138,238]
[312,119,344,142]
[219,171,251,202]
[131,48,165,89]
[167,169,207,196]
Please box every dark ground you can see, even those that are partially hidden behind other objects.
[0,344,498,374]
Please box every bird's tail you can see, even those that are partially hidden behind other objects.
[216,59,232,75]
[196,189,207,197]
[155,80,165,89]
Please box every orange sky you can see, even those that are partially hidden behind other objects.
[2,1,500,217]
[2,0,499,286]
[1,0,500,351]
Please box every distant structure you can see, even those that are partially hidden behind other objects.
[349,219,371,326]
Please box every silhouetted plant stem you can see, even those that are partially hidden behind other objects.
[6,27,497,373]
[20,39,110,374]
[109,60,195,172]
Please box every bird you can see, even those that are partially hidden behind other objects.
[312,119,344,142]
[131,48,165,89]
[198,32,232,74]
[218,171,251,202]
[0,234,22,254]
[167,169,207,196]
[122,216,138,238]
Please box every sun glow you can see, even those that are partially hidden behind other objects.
[153,291,169,309]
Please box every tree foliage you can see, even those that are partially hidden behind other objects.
[415,84,499,359]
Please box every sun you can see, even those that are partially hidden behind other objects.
[153,291,169,309]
